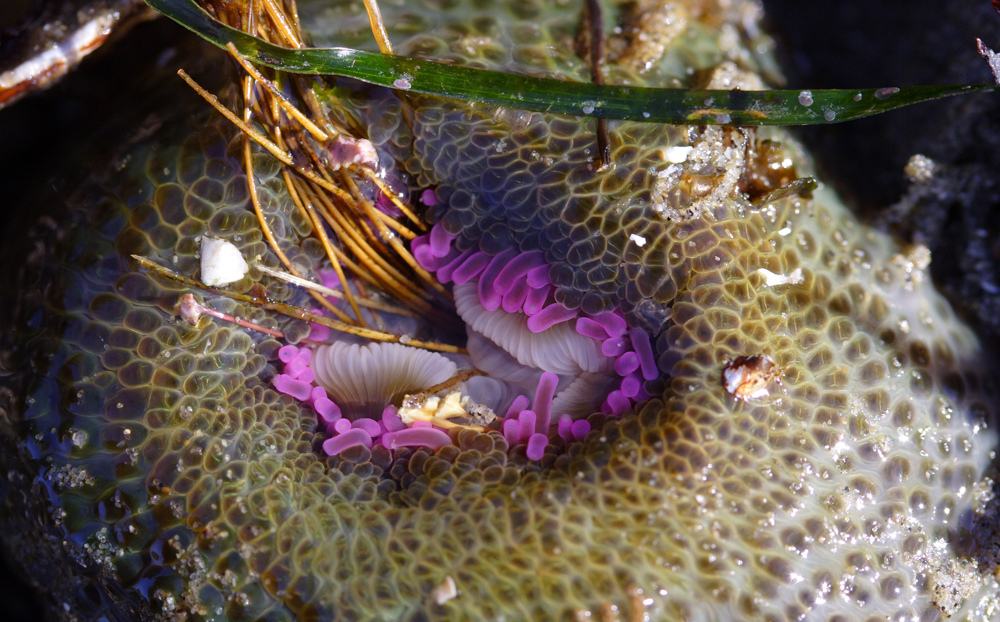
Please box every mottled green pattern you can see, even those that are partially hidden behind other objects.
[1,1,999,621]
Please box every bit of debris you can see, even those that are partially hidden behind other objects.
[400,391,468,424]
[432,576,457,605]
[722,354,779,400]
[325,135,379,171]
[179,293,205,326]
[177,293,286,338]
[398,390,496,429]
[663,146,693,164]
[756,267,803,287]
[977,38,1000,85]
[904,154,938,184]
[200,237,248,286]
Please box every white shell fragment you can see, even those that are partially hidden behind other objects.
[756,267,803,287]
[200,237,249,286]
[432,576,458,605]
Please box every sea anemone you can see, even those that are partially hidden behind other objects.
[311,341,457,419]
[273,340,464,456]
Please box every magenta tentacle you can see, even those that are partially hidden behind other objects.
[525,433,548,460]
[420,188,439,206]
[526,303,578,332]
[517,410,537,442]
[322,428,373,455]
[570,419,591,441]
[532,372,558,433]
[478,249,519,311]
[592,311,627,337]
[557,414,573,441]
[314,396,342,424]
[576,317,610,340]
[601,336,627,357]
[309,386,327,403]
[381,406,406,432]
[494,251,546,295]
[295,368,315,384]
[381,427,451,450]
[436,248,475,283]
[525,264,551,288]
[614,351,640,376]
[308,321,331,342]
[278,345,299,363]
[630,328,658,380]
[429,222,456,258]
[502,277,530,313]
[505,394,529,419]
[522,284,550,316]
[273,374,313,401]
[352,417,382,437]
[286,356,308,377]
[606,390,630,415]
[620,373,642,398]
[502,419,521,446]
[451,251,490,284]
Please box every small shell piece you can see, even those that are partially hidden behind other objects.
[200,237,249,286]
[722,355,778,400]
[432,576,458,605]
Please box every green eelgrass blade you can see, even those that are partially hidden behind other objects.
[146,0,996,125]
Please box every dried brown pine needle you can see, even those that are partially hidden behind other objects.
[361,0,394,55]
[340,170,450,299]
[226,42,329,142]
[179,69,295,166]
[303,181,434,313]
[232,69,352,323]
[356,166,426,230]
[260,0,303,47]
[189,0,450,345]
[252,260,417,318]
[133,255,465,354]
[281,168,369,324]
